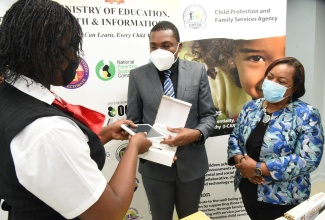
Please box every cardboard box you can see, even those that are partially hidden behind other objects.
[138,95,192,166]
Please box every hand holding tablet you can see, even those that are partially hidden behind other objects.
[121,124,166,140]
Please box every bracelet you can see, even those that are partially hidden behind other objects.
[195,130,204,142]
[237,156,245,164]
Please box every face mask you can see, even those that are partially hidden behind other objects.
[150,44,179,71]
[62,60,79,86]
[262,79,291,103]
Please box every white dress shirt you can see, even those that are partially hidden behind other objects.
[10,77,107,219]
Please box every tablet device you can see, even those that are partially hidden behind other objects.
[121,124,166,140]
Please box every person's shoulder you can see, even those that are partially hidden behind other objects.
[293,99,320,115]
[129,63,152,74]
[244,98,262,110]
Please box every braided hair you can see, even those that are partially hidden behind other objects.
[0,0,83,86]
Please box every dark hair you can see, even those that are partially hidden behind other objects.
[264,57,305,100]
[0,0,83,85]
[150,21,180,43]
[187,38,242,87]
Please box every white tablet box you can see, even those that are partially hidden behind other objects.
[283,192,325,220]
[138,95,192,167]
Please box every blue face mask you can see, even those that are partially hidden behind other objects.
[262,79,291,103]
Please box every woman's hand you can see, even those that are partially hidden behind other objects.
[235,155,265,184]
[99,120,136,144]
[247,176,264,185]
[128,132,152,154]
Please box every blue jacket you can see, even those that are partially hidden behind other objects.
[228,98,324,205]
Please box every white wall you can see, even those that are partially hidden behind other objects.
[286,0,325,183]
[314,0,325,182]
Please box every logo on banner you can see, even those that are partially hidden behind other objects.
[105,0,125,4]
[65,58,89,89]
[95,59,116,81]
[115,143,128,161]
[183,5,207,29]
[106,101,127,125]
[124,207,142,220]
[107,102,127,118]
[108,106,117,117]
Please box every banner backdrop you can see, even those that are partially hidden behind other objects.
[0,0,286,219]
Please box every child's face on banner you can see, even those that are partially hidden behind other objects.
[233,36,286,99]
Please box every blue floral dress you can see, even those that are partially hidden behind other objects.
[228,98,324,205]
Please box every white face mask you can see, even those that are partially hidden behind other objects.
[150,44,179,71]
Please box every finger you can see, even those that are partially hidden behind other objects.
[161,140,174,147]
[244,154,251,160]
[121,131,129,139]
[161,137,175,145]
[167,126,181,133]
[125,120,137,127]
[164,135,173,140]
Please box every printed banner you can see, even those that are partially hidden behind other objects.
[0,1,286,219]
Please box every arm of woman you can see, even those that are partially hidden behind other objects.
[228,102,251,165]
[12,117,151,220]
[79,133,151,220]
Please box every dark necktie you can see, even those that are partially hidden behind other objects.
[164,70,175,98]
[51,93,105,136]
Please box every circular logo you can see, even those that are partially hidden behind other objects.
[108,106,117,117]
[96,59,116,81]
[183,5,207,29]
[124,207,141,220]
[115,143,128,161]
[65,58,89,89]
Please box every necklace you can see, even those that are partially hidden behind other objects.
[262,105,271,123]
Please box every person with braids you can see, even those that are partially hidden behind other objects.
[227,57,324,220]
[180,36,285,135]
[0,0,151,220]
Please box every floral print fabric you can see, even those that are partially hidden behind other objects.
[228,98,324,205]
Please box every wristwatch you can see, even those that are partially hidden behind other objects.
[254,162,263,176]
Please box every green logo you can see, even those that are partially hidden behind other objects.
[96,60,116,81]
